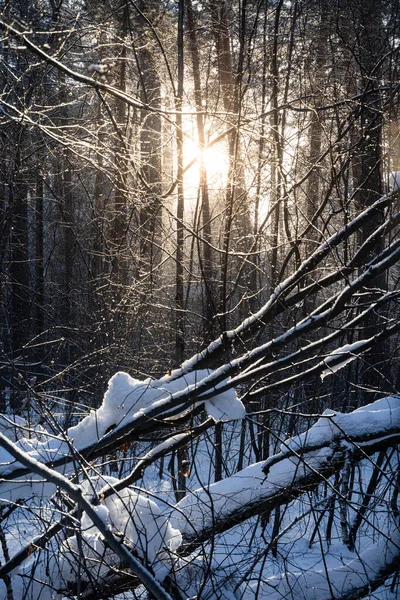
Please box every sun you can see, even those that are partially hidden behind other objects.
[183,136,229,200]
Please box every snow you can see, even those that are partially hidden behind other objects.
[166,192,395,385]
[169,396,400,537]
[0,370,244,504]
[169,455,328,537]
[88,502,111,529]
[35,474,183,594]
[285,395,400,453]
[172,551,241,599]
[0,414,38,441]
[320,339,369,380]
[204,393,245,421]
[0,391,398,599]
[79,475,182,564]
[2,473,182,599]
[68,369,244,446]
[242,516,400,600]
[88,63,112,74]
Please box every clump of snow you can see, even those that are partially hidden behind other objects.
[81,476,181,564]
[205,394,245,421]
[37,475,182,592]
[68,369,244,448]
[320,340,367,380]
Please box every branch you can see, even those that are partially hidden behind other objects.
[0,20,147,112]
[0,432,173,600]
[0,420,213,579]
[171,396,400,550]
[166,187,400,372]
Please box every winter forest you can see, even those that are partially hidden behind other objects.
[0,0,400,598]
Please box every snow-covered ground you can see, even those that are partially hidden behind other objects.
[0,374,398,599]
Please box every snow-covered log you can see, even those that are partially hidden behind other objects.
[170,396,400,547]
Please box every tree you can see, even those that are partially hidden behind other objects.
[0,1,399,599]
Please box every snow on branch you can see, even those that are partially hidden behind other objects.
[0,370,243,501]
[67,369,244,448]
[170,396,400,547]
[0,432,177,600]
[320,339,373,380]
[0,206,396,496]
[243,319,400,398]
[0,396,398,599]
[166,188,400,375]
[0,423,214,581]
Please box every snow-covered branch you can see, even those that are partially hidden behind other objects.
[0,370,243,492]
[171,396,400,548]
[0,432,179,600]
[168,188,400,374]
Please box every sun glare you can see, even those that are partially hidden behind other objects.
[183,137,229,201]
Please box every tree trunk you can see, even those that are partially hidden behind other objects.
[10,136,30,359]
[350,0,386,397]
[186,0,216,343]
[175,0,185,366]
